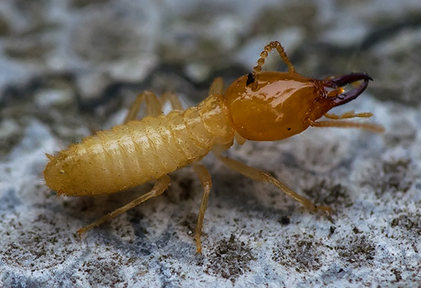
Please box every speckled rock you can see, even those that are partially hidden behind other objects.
[1,0,420,287]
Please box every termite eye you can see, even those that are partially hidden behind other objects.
[246,73,255,86]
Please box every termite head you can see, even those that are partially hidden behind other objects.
[225,71,372,141]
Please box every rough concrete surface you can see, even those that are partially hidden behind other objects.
[0,0,421,287]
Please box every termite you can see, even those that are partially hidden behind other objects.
[44,41,384,253]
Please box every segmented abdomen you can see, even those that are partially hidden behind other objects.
[44,95,234,196]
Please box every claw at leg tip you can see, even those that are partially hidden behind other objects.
[317,205,333,215]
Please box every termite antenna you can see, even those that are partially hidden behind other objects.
[253,41,295,74]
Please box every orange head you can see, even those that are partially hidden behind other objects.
[224,71,372,141]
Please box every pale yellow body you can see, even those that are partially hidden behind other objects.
[44,94,234,196]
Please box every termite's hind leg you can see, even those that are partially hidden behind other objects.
[214,154,332,214]
[124,91,162,124]
[77,175,171,236]
[192,164,212,254]
[209,77,224,96]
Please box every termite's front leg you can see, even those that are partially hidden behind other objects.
[214,154,332,214]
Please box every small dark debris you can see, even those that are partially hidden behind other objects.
[272,237,323,272]
[391,268,402,283]
[206,234,255,283]
[390,218,399,228]
[336,236,376,266]
[279,216,291,225]
[391,215,421,235]
[303,180,351,208]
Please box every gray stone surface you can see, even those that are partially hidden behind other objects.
[1,0,420,287]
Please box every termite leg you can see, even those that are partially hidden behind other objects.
[160,92,184,111]
[77,175,171,236]
[193,164,212,254]
[214,154,332,214]
[209,77,224,96]
[234,132,247,145]
[253,41,295,74]
[309,119,385,133]
[324,111,373,120]
[124,91,162,124]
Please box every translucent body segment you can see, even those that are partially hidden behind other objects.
[198,94,234,142]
